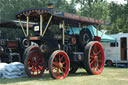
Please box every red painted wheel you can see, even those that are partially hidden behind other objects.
[24,50,45,77]
[48,50,70,79]
[23,46,39,61]
[84,41,105,75]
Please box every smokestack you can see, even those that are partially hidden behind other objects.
[48,3,54,8]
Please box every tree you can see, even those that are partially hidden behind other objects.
[0,0,77,21]
[76,0,110,30]
[108,2,128,34]
[0,0,49,21]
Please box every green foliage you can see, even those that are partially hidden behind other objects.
[107,2,128,34]
[76,0,128,34]
[0,0,128,34]
[0,0,49,21]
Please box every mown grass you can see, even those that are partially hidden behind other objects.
[0,67,128,85]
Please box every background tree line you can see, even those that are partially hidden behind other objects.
[0,0,128,34]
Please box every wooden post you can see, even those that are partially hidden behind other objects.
[26,16,29,37]
[42,16,53,37]
[40,15,43,36]
[62,20,65,45]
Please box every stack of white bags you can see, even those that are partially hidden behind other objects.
[0,62,27,79]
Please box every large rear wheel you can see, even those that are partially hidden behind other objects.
[24,50,45,77]
[84,41,105,75]
[48,50,70,79]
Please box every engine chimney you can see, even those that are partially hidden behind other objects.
[48,3,54,8]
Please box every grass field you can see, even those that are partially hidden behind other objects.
[0,67,128,85]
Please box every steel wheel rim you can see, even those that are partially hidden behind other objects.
[27,51,45,77]
[51,52,70,79]
[89,42,104,75]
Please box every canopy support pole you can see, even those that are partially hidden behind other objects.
[101,26,106,37]
[62,20,65,45]
[26,16,29,37]
[19,19,27,37]
[42,15,53,37]
[40,15,43,36]
[101,30,106,37]
[96,25,98,36]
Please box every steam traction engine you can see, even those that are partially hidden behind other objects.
[0,21,35,63]
[16,7,105,79]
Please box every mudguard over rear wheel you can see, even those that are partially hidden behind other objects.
[84,41,105,75]
[24,50,45,77]
[23,46,40,61]
[48,50,70,79]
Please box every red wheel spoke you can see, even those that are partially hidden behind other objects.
[53,62,58,66]
[27,61,31,66]
[85,42,104,75]
[92,50,95,56]
[32,66,34,70]
[90,60,95,65]
[89,58,91,62]
[49,51,70,79]
[93,57,97,61]
[96,49,102,55]
[54,57,57,62]
[90,56,94,59]
[25,49,45,77]
[59,55,63,62]
[52,66,57,70]
[56,68,60,75]
[62,61,66,64]
[89,56,94,62]
[93,62,97,68]
[37,66,42,71]
[62,67,66,69]
[60,68,64,74]
[93,46,97,52]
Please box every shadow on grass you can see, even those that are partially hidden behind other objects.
[0,73,52,84]
[0,71,90,84]
[105,66,128,69]
[68,72,90,77]
[105,64,128,68]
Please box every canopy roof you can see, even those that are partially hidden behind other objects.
[16,8,108,27]
[88,26,116,42]
[0,20,36,28]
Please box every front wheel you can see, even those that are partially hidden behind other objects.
[48,50,70,79]
[24,50,45,77]
[84,41,105,75]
